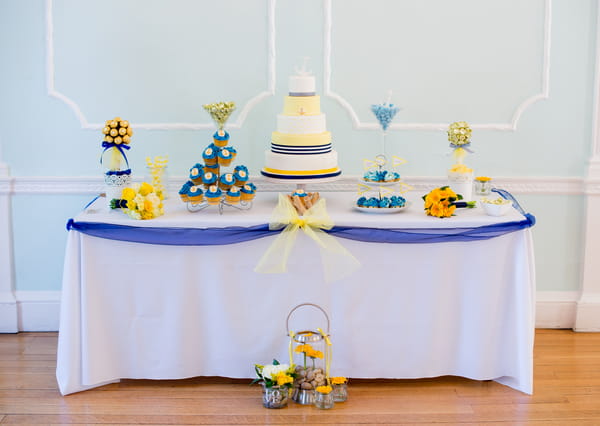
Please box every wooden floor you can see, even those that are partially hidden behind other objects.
[1,330,599,425]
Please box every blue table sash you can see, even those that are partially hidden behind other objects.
[67,189,535,246]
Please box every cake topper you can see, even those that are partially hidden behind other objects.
[294,56,312,76]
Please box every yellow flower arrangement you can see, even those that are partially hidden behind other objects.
[476,176,491,182]
[423,186,475,218]
[253,359,296,389]
[295,343,324,368]
[110,182,164,220]
[316,385,333,394]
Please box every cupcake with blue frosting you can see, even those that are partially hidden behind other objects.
[225,186,241,204]
[202,146,219,166]
[203,162,220,176]
[390,195,406,208]
[218,173,236,190]
[201,171,218,188]
[189,163,204,185]
[233,165,249,187]
[212,129,230,148]
[188,185,204,204]
[240,183,256,202]
[218,147,236,167]
[205,185,223,205]
[179,180,194,202]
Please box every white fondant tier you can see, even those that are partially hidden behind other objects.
[289,74,315,94]
[277,113,326,134]
[262,150,339,175]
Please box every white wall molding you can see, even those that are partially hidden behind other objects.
[0,162,17,333]
[323,0,551,131]
[7,290,576,332]
[575,1,600,332]
[45,0,277,130]
[0,175,587,196]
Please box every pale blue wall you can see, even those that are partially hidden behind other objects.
[0,0,596,292]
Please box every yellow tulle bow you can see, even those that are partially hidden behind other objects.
[255,194,360,283]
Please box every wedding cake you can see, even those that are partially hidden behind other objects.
[261,69,341,180]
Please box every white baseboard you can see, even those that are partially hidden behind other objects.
[575,295,600,332]
[535,291,579,329]
[2,290,587,332]
[14,291,61,332]
[0,292,18,332]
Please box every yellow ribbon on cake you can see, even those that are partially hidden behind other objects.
[255,194,360,283]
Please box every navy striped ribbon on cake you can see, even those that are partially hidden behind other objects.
[271,143,332,155]
[288,92,316,96]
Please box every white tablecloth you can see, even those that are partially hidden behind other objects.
[56,192,535,395]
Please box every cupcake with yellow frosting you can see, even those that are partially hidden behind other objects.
[225,186,241,204]
[240,183,256,202]
[212,129,230,148]
[205,185,223,205]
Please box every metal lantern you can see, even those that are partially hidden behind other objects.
[286,303,332,405]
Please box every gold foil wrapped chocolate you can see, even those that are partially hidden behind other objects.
[203,101,236,129]
[101,117,133,145]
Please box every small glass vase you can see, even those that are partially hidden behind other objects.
[332,383,348,402]
[262,385,289,409]
[474,178,492,196]
[314,391,334,409]
[145,166,169,200]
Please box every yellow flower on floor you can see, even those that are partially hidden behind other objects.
[275,371,294,386]
[331,376,347,385]
[316,385,332,394]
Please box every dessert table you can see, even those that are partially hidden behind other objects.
[56,190,536,395]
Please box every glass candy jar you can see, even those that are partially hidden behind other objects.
[332,383,348,402]
[145,165,169,200]
[314,388,335,409]
[262,384,289,409]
